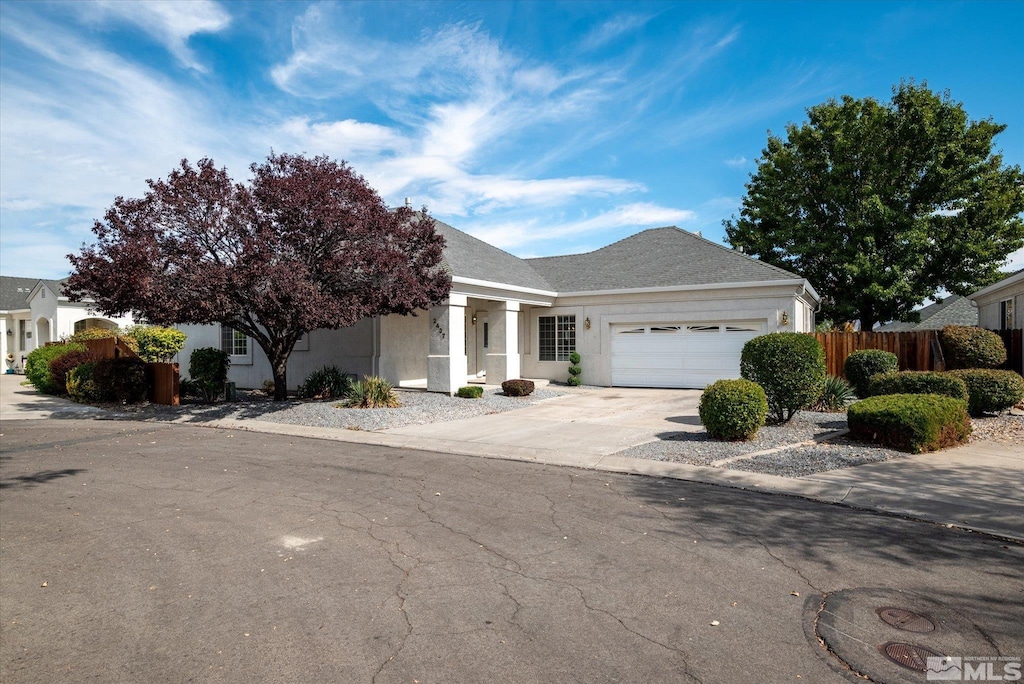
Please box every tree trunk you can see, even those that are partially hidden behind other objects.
[272,357,288,401]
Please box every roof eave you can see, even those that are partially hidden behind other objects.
[557,278,819,299]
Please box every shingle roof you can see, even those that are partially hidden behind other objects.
[0,276,68,311]
[525,227,802,292]
[434,220,554,292]
[875,295,978,332]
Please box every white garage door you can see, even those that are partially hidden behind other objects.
[611,322,764,389]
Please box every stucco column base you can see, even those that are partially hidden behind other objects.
[427,296,468,395]
[485,302,520,385]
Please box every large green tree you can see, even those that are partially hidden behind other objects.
[725,81,1024,330]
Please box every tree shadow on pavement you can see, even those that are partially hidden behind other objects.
[0,468,87,490]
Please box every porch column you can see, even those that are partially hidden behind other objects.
[0,318,8,371]
[486,301,520,385]
[427,294,468,395]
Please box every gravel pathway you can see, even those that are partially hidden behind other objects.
[113,387,567,432]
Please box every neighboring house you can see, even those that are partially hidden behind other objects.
[177,223,820,393]
[0,275,135,372]
[970,269,1024,331]
[875,295,978,332]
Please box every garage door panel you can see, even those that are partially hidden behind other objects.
[611,321,762,389]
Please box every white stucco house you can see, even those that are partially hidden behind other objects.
[177,222,821,393]
[970,269,1023,331]
[0,276,135,372]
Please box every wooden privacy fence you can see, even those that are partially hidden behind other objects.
[813,331,941,378]
[83,337,180,405]
[813,329,1023,378]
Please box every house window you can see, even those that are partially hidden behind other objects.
[1000,299,1014,330]
[539,315,576,361]
[221,326,248,356]
[74,320,87,334]
[483,322,489,349]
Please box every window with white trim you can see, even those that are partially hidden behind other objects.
[221,326,248,356]
[539,315,575,361]
[1000,299,1014,330]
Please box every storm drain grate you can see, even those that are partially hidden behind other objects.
[880,642,945,672]
[876,607,937,633]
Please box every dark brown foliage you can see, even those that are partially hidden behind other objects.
[501,379,535,397]
[48,350,99,395]
[66,153,451,399]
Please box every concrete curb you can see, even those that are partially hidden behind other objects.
[192,416,1023,544]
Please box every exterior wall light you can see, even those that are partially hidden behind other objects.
[585,317,591,330]
[780,311,789,326]
[471,314,477,325]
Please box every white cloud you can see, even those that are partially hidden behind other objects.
[580,14,652,51]
[463,202,696,250]
[724,156,748,168]
[82,1,231,71]
[1004,246,1024,272]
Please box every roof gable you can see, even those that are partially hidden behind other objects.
[434,220,553,292]
[525,227,801,292]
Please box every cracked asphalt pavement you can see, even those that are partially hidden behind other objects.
[1,420,1021,683]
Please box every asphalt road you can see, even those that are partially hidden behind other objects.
[1,419,1021,683]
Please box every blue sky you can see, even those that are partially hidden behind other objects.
[1,1,1022,279]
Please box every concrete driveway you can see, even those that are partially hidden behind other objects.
[0,374,106,421]
[385,387,702,455]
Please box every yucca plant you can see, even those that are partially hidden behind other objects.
[814,375,856,412]
[338,375,401,409]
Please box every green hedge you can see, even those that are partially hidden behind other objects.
[48,349,98,396]
[66,363,102,403]
[189,347,230,402]
[867,371,969,402]
[948,369,1024,416]
[93,357,148,404]
[124,325,187,363]
[456,385,483,398]
[699,379,768,441]
[844,349,899,398]
[740,333,825,423]
[940,325,1006,369]
[25,343,84,394]
[847,394,971,453]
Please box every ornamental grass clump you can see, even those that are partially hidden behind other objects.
[843,349,899,398]
[940,325,1007,369]
[456,385,483,399]
[814,375,856,412]
[847,394,971,453]
[947,369,1024,416]
[341,376,401,408]
[297,365,351,399]
[698,379,768,441]
[740,332,825,423]
[867,371,969,402]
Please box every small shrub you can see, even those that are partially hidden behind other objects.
[940,325,1007,369]
[740,333,826,423]
[814,375,856,411]
[456,385,483,398]
[179,378,201,399]
[843,349,899,398]
[847,394,971,453]
[699,379,768,441]
[261,379,276,396]
[67,327,140,353]
[66,362,102,403]
[502,379,535,396]
[48,349,99,395]
[341,376,401,408]
[297,365,351,399]
[189,347,230,402]
[93,357,149,404]
[867,371,969,402]
[568,351,582,385]
[948,369,1024,416]
[25,343,84,394]
[124,325,187,362]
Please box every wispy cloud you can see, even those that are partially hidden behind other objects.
[580,14,652,51]
[78,1,231,71]
[724,156,748,168]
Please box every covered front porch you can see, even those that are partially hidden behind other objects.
[375,283,555,394]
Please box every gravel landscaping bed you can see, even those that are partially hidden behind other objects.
[726,438,904,477]
[969,413,1024,444]
[110,386,567,432]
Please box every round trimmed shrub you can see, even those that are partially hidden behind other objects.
[867,371,969,402]
[189,347,230,402]
[699,379,768,441]
[456,385,483,399]
[844,349,899,398]
[93,356,149,404]
[502,379,535,396]
[848,394,972,453]
[124,325,186,362]
[948,369,1024,416]
[940,325,1006,369]
[740,333,826,423]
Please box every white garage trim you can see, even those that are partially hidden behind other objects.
[611,321,764,389]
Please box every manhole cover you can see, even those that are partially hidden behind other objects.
[876,607,937,633]
[880,642,945,672]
